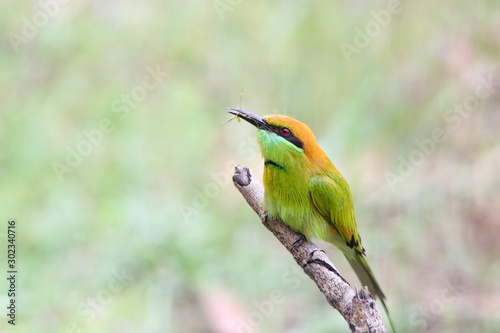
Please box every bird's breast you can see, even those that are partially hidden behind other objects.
[263,164,328,240]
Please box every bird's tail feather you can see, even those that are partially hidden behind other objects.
[345,252,396,332]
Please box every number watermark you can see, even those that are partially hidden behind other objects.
[6,220,17,326]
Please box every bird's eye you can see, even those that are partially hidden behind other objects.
[280,128,291,136]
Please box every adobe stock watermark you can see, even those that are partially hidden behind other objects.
[52,65,168,182]
[340,0,403,63]
[7,0,72,53]
[385,73,499,190]
[409,277,467,331]
[236,266,308,333]
[213,0,243,21]
[178,106,294,224]
[178,135,260,224]
[58,268,136,333]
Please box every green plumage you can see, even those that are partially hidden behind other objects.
[229,109,395,331]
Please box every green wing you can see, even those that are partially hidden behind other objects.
[309,174,364,254]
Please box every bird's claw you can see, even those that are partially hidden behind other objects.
[291,235,307,251]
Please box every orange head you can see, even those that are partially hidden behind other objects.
[227,108,334,172]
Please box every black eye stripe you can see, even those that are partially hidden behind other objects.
[267,124,304,149]
[285,136,304,149]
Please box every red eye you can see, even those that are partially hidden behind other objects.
[280,128,291,136]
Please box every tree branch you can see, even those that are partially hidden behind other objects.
[232,165,387,333]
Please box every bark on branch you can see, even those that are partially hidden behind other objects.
[232,165,387,333]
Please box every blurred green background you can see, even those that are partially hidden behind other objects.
[1,0,499,332]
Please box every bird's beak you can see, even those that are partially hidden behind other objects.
[227,108,271,131]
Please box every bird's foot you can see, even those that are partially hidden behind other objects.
[264,212,269,222]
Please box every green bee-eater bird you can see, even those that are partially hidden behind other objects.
[228,108,394,330]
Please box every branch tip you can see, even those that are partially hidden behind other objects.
[232,165,252,187]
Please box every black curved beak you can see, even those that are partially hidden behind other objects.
[227,108,271,131]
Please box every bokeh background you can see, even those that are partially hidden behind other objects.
[1,1,499,332]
